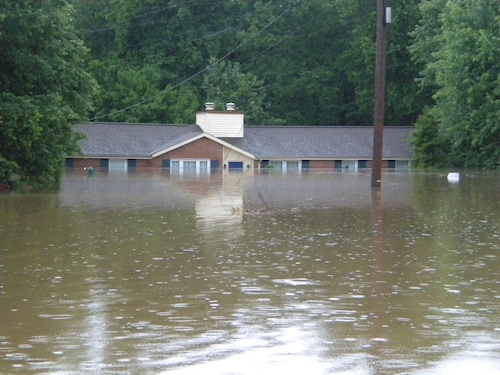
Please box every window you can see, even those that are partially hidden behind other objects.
[109,159,127,170]
[269,161,283,170]
[267,161,301,173]
[184,161,196,173]
[199,160,209,174]
[335,160,356,170]
[170,159,211,174]
[287,161,300,172]
[341,160,356,170]
[171,160,180,170]
[395,160,409,169]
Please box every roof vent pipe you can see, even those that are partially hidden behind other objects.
[205,102,215,111]
[226,102,235,111]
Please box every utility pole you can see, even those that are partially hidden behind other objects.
[371,0,390,188]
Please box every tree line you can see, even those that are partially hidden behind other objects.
[1,0,499,188]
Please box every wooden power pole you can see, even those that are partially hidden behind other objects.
[371,0,390,188]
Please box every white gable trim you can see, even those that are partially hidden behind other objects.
[151,133,256,160]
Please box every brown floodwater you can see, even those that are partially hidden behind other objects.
[1,169,499,374]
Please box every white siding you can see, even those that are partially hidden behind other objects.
[223,147,253,170]
[196,111,244,138]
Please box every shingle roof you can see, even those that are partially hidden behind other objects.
[73,123,203,158]
[223,126,413,159]
[72,123,413,160]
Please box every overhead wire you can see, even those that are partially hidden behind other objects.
[242,15,323,67]
[89,0,304,122]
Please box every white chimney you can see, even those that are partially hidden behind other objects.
[196,102,244,138]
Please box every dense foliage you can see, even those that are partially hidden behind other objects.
[410,0,500,168]
[71,0,424,127]
[1,0,499,188]
[0,0,97,188]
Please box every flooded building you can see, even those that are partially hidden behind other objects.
[67,103,413,173]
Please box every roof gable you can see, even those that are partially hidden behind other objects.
[73,122,254,159]
[151,132,255,159]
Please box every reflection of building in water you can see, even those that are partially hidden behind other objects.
[60,169,413,214]
[195,193,243,226]
[195,173,245,235]
[242,172,413,211]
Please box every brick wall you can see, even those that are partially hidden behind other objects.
[68,155,395,170]
[310,160,335,169]
[71,158,101,169]
[155,137,223,166]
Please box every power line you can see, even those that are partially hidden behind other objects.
[90,1,302,121]
[242,15,322,67]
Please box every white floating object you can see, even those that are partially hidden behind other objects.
[447,172,460,182]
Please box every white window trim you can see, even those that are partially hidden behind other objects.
[269,160,302,173]
[108,159,127,170]
[340,160,357,171]
[171,159,211,174]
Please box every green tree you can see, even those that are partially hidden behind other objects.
[237,0,422,126]
[71,0,238,123]
[70,0,114,59]
[410,0,500,168]
[335,0,423,126]
[202,59,276,125]
[0,0,97,188]
[90,60,168,123]
[70,0,423,128]
[410,107,450,168]
[235,0,352,125]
